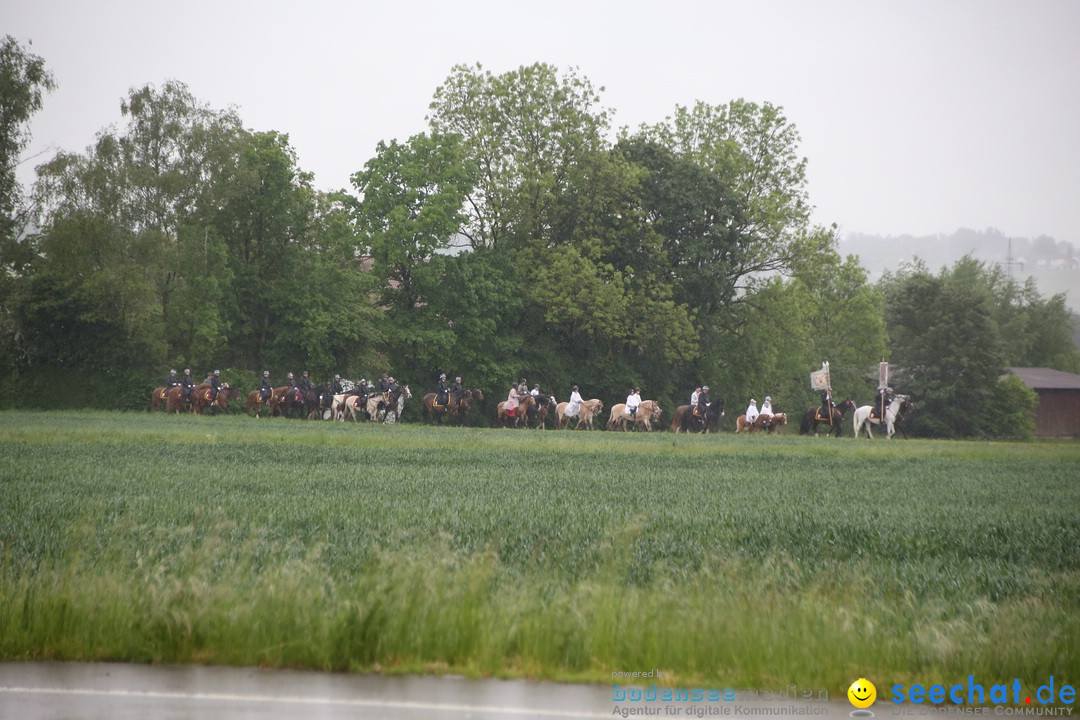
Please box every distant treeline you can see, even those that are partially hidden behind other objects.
[2,42,1078,436]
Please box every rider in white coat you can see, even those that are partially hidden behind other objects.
[759,396,774,425]
[745,399,759,424]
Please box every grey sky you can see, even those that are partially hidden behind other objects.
[8,0,1080,244]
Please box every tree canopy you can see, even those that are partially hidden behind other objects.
[2,55,1075,437]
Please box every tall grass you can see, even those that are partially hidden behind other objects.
[1,411,1077,690]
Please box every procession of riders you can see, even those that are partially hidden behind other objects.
[152,365,907,436]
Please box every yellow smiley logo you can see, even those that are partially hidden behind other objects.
[848,678,877,709]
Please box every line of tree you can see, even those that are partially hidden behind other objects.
[2,40,1078,437]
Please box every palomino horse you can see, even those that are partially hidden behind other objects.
[422,388,484,425]
[555,398,603,430]
[606,400,662,431]
[853,395,913,439]
[799,399,857,437]
[735,412,788,434]
[672,398,726,433]
[496,395,536,428]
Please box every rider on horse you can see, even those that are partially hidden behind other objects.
[210,370,222,401]
[745,398,759,425]
[451,376,463,403]
[181,368,194,399]
[165,369,180,391]
[820,390,836,420]
[696,386,710,417]
[872,387,894,419]
[436,373,449,408]
[626,388,641,418]
[260,371,272,406]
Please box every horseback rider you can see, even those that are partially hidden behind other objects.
[379,373,392,402]
[820,390,837,419]
[696,386,710,417]
[356,378,369,405]
[436,373,449,407]
[260,371,273,406]
[165,369,180,391]
[505,382,522,419]
[298,371,314,395]
[759,396,774,425]
[626,388,641,418]
[517,378,529,397]
[565,385,583,419]
[181,368,194,399]
[450,376,463,402]
[210,370,223,401]
[690,386,701,409]
[873,387,894,419]
[331,374,344,396]
[745,399,758,425]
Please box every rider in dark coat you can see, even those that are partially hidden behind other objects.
[697,386,710,417]
[331,375,344,395]
[450,376,463,401]
[821,390,836,418]
[298,371,314,394]
[210,370,222,400]
[436,373,449,407]
[873,387,894,418]
[260,371,273,405]
[181,368,194,398]
[165,369,180,390]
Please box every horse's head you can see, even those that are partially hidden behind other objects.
[401,384,412,400]
[471,388,484,402]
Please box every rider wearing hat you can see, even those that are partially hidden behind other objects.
[165,368,180,391]
[260,371,273,406]
[873,386,894,419]
[436,373,449,407]
[450,376,463,403]
[759,396,774,425]
[697,385,710,417]
[181,368,194,399]
[210,369,223,401]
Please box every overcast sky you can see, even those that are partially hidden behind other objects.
[8,0,1080,245]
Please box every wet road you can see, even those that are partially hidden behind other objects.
[0,662,850,719]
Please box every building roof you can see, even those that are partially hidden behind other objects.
[1008,367,1080,390]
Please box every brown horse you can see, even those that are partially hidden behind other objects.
[150,386,170,412]
[734,414,766,433]
[671,398,726,434]
[497,395,536,428]
[800,399,857,437]
[422,388,484,425]
[165,385,191,414]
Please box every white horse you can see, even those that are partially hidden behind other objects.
[853,394,911,439]
[367,384,412,424]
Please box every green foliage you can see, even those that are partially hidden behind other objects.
[982,374,1037,441]
[0,35,55,252]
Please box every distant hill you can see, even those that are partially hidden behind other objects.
[839,227,1079,312]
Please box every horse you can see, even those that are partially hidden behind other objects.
[764,412,788,433]
[246,388,286,418]
[735,412,788,434]
[853,395,913,439]
[496,395,536,428]
[385,384,411,423]
[527,392,557,429]
[366,385,410,423]
[799,398,857,437]
[150,386,170,412]
[165,385,192,414]
[555,399,603,429]
[278,386,307,419]
[606,400,662,431]
[672,398,726,433]
[422,388,484,425]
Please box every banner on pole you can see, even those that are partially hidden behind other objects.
[878,361,889,390]
[809,361,831,391]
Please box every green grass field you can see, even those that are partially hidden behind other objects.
[1,411,1077,693]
